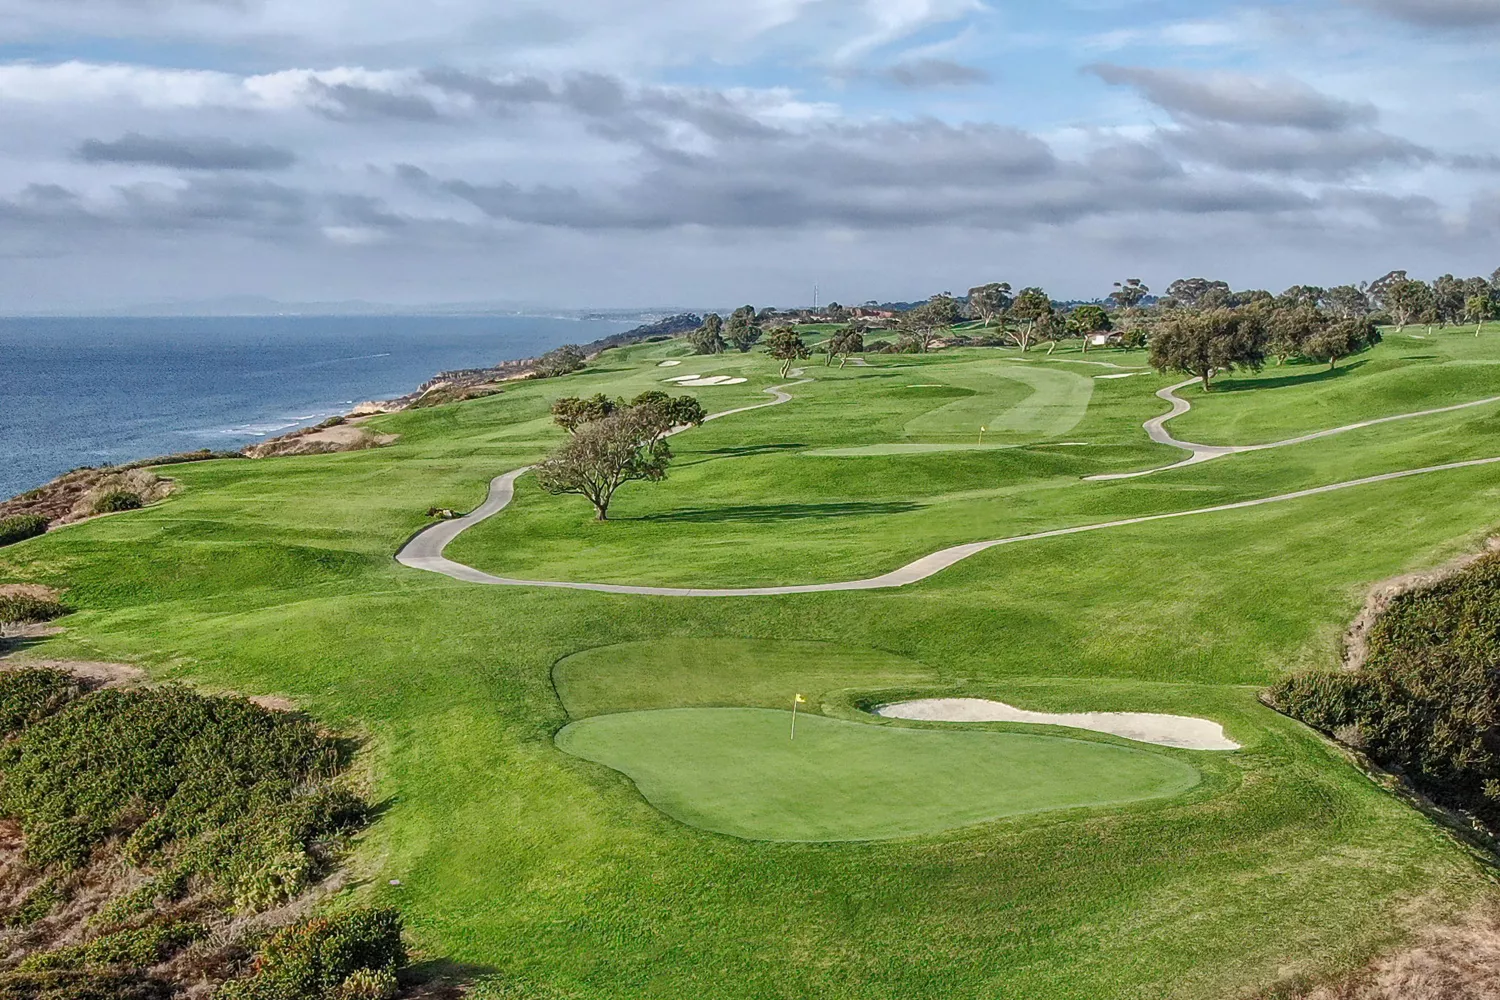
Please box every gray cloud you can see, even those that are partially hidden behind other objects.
[76,133,296,170]
[1088,64,1377,131]
[1163,122,1435,177]
[401,113,1309,232]
[308,81,442,122]
[1349,0,1500,26]
[881,59,991,89]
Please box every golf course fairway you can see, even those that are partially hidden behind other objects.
[556,708,1202,841]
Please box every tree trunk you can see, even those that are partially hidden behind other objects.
[1201,370,1212,392]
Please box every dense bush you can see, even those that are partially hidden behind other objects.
[0,595,70,627]
[90,490,143,515]
[19,922,205,972]
[0,515,47,548]
[0,676,362,901]
[531,344,586,379]
[0,970,173,999]
[218,907,405,1000]
[0,670,81,737]
[1270,552,1500,829]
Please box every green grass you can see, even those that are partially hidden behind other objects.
[553,638,938,718]
[556,708,1202,841]
[1,333,1498,998]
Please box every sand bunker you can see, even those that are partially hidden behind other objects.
[676,376,748,386]
[658,360,684,367]
[1095,373,1150,380]
[875,698,1239,751]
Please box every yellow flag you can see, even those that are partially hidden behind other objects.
[795,694,806,703]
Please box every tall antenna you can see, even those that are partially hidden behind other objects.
[813,283,819,312]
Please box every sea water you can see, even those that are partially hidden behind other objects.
[0,314,633,499]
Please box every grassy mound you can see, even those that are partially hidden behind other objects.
[557,708,1201,841]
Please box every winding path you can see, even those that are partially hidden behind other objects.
[1087,380,1500,481]
[397,366,1500,597]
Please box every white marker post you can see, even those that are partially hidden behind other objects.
[979,426,986,445]
[790,693,806,740]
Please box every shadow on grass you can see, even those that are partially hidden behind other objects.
[638,500,923,523]
[1212,360,1366,393]
[703,444,806,457]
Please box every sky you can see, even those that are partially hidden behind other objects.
[1,0,1497,312]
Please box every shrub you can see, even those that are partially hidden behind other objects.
[0,595,70,627]
[0,515,48,548]
[0,970,174,999]
[0,670,82,736]
[91,491,143,515]
[531,345,586,379]
[218,907,406,1000]
[1270,551,1500,830]
[20,922,206,972]
[0,679,361,887]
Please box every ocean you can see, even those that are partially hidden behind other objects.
[0,314,635,500]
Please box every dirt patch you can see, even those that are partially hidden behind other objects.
[0,659,145,688]
[243,423,398,459]
[1342,537,1500,671]
[1271,907,1500,999]
[248,694,298,713]
[0,585,59,603]
[0,467,172,528]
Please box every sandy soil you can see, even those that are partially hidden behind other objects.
[243,423,398,458]
[658,360,684,367]
[0,658,145,688]
[875,697,1240,750]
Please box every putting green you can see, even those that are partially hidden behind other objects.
[556,708,1202,841]
[553,638,938,718]
[903,365,1094,442]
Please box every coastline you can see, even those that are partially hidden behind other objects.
[1,312,699,508]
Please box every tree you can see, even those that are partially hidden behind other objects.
[1066,304,1112,354]
[966,282,1013,327]
[1384,279,1432,332]
[551,393,618,433]
[825,302,850,323]
[1467,295,1499,335]
[690,314,725,355]
[726,306,762,353]
[1121,327,1149,350]
[900,294,960,353]
[1007,287,1053,352]
[1109,278,1150,311]
[533,344,586,378]
[628,391,706,435]
[1278,285,1326,309]
[1324,284,1370,320]
[1431,274,1467,326]
[826,323,866,367]
[765,326,811,377]
[1164,278,1231,310]
[533,406,673,521]
[1148,307,1267,391]
[1303,318,1381,369]
[1267,305,1326,365]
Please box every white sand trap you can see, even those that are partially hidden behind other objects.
[677,376,748,386]
[663,374,701,382]
[875,698,1240,751]
[907,384,947,388]
[1095,373,1150,380]
[658,360,684,367]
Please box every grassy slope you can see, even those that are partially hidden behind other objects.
[1,333,1498,997]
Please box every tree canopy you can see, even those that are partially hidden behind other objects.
[726,306,762,353]
[534,403,682,521]
[765,327,812,376]
[1148,307,1267,390]
[690,314,726,355]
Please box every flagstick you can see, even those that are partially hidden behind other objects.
[979,426,986,445]
[790,696,799,740]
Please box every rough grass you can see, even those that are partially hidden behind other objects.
[1,335,1498,997]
